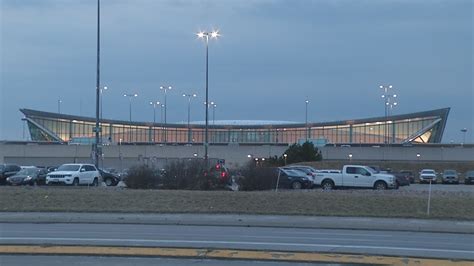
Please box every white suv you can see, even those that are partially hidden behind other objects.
[419,169,437,184]
[46,164,101,186]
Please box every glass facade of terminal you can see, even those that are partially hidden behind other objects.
[21,108,449,145]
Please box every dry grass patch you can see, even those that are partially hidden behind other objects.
[0,187,472,220]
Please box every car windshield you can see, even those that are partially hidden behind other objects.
[16,168,38,175]
[57,165,80,171]
[444,170,456,174]
[422,170,435,174]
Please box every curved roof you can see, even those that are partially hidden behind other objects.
[20,107,450,130]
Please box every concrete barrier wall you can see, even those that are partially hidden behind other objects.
[1,143,472,170]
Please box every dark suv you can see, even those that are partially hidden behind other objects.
[0,164,22,185]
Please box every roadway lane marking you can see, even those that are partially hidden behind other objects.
[1,237,473,255]
[2,230,465,246]
[0,245,471,266]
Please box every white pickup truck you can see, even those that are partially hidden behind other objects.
[314,165,397,190]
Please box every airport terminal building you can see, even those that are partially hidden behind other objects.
[20,108,450,146]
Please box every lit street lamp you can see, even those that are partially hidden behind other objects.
[380,85,397,144]
[119,138,123,172]
[183,93,197,143]
[461,128,468,145]
[123,93,138,142]
[160,85,172,143]
[57,99,62,114]
[100,86,108,120]
[349,153,353,162]
[197,29,221,166]
[283,153,288,165]
[100,86,108,144]
[149,101,161,142]
[305,99,309,140]
[211,102,217,125]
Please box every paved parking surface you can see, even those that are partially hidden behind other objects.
[400,183,474,192]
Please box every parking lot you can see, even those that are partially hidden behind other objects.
[401,183,474,192]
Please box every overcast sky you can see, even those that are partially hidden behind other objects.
[1,0,473,143]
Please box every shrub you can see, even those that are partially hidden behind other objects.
[162,159,208,190]
[237,161,278,191]
[123,164,160,189]
[123,159,232,190]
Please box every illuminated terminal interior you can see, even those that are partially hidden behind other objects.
[20,108,449,145]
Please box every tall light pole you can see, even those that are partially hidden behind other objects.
[100,86,108,144]
[380,85,397,144]
[93,0,101,168]
[305,99,309,141]
[123,93,138,142]
[197,29,220,166]
[149,101,161,143]
[183,93,197,143]
[57,99,62,114]
[461,128,468,146]
[119,138,122,172]
[100,86,108,121]
[211,101,217,125]
[160,85,172,143]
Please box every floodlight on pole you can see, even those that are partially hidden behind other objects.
[160,85,172,143]
[305,99,310,140]
[57,99,62,114]
[196,29,221,166]
[149,101,161,142]
[461,128,468,145]
[183,93,197,143]
[380,84,397,144]
[123,93,138,142]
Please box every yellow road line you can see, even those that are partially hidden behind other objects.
[0,245,471,266]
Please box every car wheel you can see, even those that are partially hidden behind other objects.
[374,181,387,190]
[321,180,334,191]
[291,181,302,190]
[72,178,79,186]
[104,178,113,186]
[92,178,98,187]
[394,181,400,189]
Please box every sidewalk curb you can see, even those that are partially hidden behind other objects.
[1,212,472,234]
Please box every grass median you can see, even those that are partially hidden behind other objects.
[0,187,472,220]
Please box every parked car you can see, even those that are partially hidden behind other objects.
[208,163,231,186]
[98,168,120,186]
[399,170,415,183]
[465,171,474,184]
[442,170,459,184]
[283,165,318,186]
[368,166,409,188]
[419,169,437,184]
[0,164,22,185]
[6,167,48,186]
[277,168,313,189]
[46,164,101,186]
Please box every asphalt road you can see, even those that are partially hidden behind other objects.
[0,223,472,260]
[0,255,350,266]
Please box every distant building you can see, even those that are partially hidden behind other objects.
[20,108,449,145]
